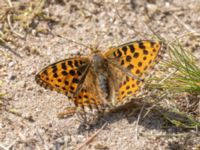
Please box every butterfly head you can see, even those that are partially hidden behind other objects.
[88,44,101,54]
[90,46,107,72]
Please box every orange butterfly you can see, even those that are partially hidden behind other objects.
[35,41,161,116]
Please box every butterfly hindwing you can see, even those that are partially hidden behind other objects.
[74,88,102,110]
[118,76,142,101]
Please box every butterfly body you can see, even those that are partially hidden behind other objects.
[90,52,115,105]
[35,41,161,115]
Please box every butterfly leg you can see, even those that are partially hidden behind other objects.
[57,105,94,124]
[57,106,77,119]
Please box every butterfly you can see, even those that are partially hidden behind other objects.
[35,41,161,117]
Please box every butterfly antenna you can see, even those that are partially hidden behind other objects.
[88,32,102,53]
[92,32,101,50]
[53,33,91,50]
[113,2,143,39]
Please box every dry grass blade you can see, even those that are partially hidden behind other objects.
[0,142,15,150]
[7,14,25,39]
[5,0,13,7]
[0,37,22,58]
[36,129,49,150]
[55,33,91,49]
[135,103,145,140]
[172,14,200,37]
[158,108,200,129]
[0,81,5,110]
[75,123,108,150]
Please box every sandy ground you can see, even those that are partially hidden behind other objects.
[0,0,200,149]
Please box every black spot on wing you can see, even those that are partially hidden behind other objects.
[53,73,58,78]
[129,45,135,53]
[65,80,69,85]
[61,62,67,70]
[127,64,134,70]
[126,55,132,62]
[52,65,58,73]
[72,78,79,83]
[62,71,68,76]
[133,52,139,58]
[117,49,122,57]
[143,50,148,55]
[122,46,128,55]
[68,61,73,68]
[74,60,79,67]
[138,42,145,49]
[138,62,142,67]
[69,70,75,75]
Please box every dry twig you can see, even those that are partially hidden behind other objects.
[135,103,145,140]
[7,14,25,39]
[172,14,200,37]
[36,128,49,150]
[75,123,108,150]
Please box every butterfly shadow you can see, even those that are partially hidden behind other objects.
[77,98,197,134]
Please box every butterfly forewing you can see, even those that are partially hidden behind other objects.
[35,57,90,98]
[104,41,161,102]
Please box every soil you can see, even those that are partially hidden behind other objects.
[0,0,200,150]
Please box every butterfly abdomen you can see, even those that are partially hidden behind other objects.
[98,75,109,98]
[92,53,111,100]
